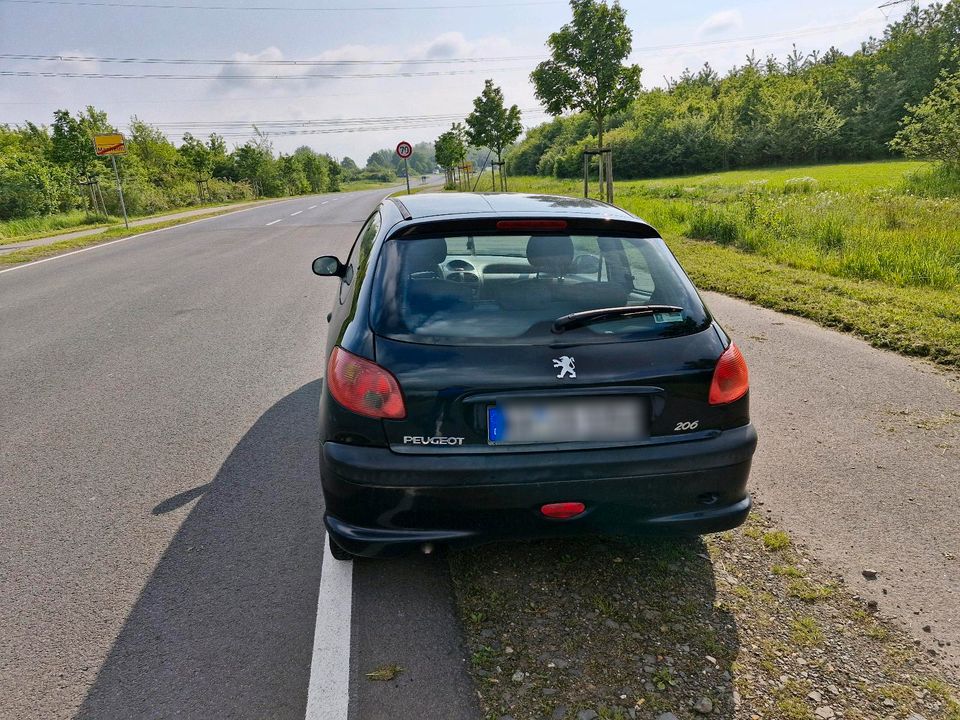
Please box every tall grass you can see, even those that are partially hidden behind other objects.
[0,211,114,244]
[510,161,960,292]
[902,164,960,198]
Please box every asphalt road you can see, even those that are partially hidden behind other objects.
[0,184,476,720]
[2,189,957,720]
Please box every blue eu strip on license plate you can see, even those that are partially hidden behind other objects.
[487,406,506,443]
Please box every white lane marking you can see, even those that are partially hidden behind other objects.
[0,202,284,276]
[321,201,329,205]
[308,205,318,210]
[266,219,283,226]
[305,541,353,720]
[290,211,303,216]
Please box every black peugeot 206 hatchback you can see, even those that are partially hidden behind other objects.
[312,192,757,560]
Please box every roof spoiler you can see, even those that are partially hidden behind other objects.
[386,215,661,241]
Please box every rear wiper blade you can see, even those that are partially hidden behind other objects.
[551,305,683,334]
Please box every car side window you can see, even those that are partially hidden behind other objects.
[340,211,381,304]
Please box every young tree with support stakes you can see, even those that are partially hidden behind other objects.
[465,79,522,191]
[435,123,467,190]
[179,132,213,203]
[530,0,641,199]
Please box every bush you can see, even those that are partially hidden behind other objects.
[102,180,171,216]
[207,178,254,202]
[783,177,820,194]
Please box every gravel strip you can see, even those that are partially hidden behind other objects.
[450,508,960,720]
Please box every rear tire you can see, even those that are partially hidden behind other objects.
[328,535,355,562]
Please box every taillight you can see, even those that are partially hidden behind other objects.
[327,347,406,419]
[709,343,749,405]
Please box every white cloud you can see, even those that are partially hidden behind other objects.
[697,9,743,37]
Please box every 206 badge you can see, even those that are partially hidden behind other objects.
[553,355,576,379]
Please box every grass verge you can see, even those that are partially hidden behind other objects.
[0,211,116,245]
[341,179,404,192]
[450,511,960,720]
[0,198,270,247]
[0,207,245,265]
[506,161,960,369]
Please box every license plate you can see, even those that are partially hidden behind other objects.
[487,397,647,445]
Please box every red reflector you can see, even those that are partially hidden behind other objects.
[327,346,406,419]
[709,343,749,405]
[496,219,568,231]
[541,502,586,519]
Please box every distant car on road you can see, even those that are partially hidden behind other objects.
[312,193,757,560]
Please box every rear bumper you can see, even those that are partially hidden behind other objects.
[320,424,757,557]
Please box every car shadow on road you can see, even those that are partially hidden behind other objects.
[449,535,739,719]
[76,380,325,720]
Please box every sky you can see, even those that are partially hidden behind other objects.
[0,0,934,163]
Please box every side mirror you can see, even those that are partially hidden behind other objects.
[312,255,346,277]
[571,253,601,275]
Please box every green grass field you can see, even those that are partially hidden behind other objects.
[508,161,960,367]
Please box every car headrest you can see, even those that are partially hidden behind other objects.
[526,236,574,276]
[404,238,447,270]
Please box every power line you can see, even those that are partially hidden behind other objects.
[0,66,530,80]
[0,93,362,104]
[0,17,880,81]
[630,19,875,53]
[0,0,561,10]
[145,109,544,128]
[0,52,544,66]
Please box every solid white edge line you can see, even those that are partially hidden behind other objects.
[304,541,353,720]
[290,211,303,216]
[266,219,283,226]
[0,201,286,276]
[304,187,400,720]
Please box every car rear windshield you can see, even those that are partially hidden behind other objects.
[370,233,711,346]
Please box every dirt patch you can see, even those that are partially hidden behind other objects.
[450,510,959,720]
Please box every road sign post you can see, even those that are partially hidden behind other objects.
[396,141,413,195]
[94,134,129,228]
[110,156,129,229]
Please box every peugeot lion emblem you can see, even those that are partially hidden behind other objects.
[553,355,576,379]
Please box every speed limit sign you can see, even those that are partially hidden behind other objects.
[396,141,413,194]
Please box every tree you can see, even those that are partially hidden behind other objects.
[435,126,465,187]
[340,156,360,179]
[51,107,111,183]
[530,0,642,152]
[207,133,232,178]
[466,79,523,189]
[128,118,182,188]
[435,123,468,188]
[50,107,113,212]
[179,132,213,201]
[891,69,960,167]
[292,146,331,193]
